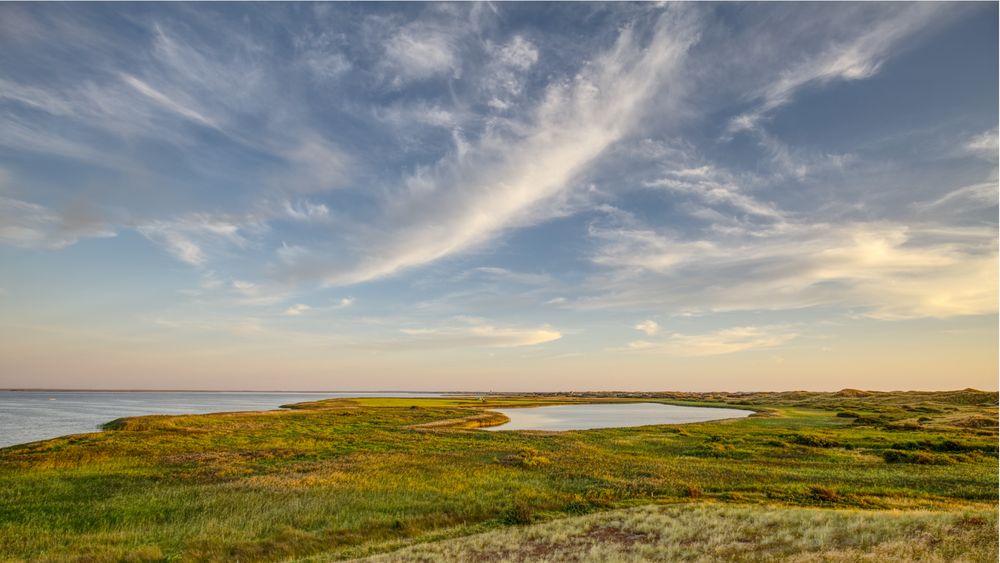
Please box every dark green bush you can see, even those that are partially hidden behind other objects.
[883,449,953,465]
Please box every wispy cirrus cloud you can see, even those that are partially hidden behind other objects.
[626,325,798,357]
[964,129,999,160]
[913,181,998,218]
[120,74,217,129]
[281,200,331,222]
[586,219,997,320]
[728,3,946,134]
[0,10,352,270]
[644,166,785,224]
[136,213,262,266]
[460,267,554,287]
[281,8,701,286]
[399,321,561,349]
[0,196,115,249]
[717,4,950,185]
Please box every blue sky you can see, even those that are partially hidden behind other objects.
[0,2,996,391]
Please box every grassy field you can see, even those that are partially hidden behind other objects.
[0,390,996,561]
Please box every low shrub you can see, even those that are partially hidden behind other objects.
[882,449,953,465]
[852,415,887,426]
[790,434,839,448]
[889,439,995,454]
[684,484,702,499]
[956,416,998,429]
[502,499,535,525]
[809,485,839,502]
[499,447,551,468]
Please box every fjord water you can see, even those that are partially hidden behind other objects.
[0,391,438,448]
[484,402,754,431]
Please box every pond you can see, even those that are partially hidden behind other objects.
[483,402,754,431]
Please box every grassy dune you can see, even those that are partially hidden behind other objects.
[357,503,998,562]
[0,391,996,561]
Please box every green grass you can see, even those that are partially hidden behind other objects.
[0,390,996,561]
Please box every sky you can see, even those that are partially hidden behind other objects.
[0,2,996,392]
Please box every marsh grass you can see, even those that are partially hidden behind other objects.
[0,390,995,561]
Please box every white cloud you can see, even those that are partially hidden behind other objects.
[587,220,997,319]
[282,200,330,222]
[645,169,785,222]
[231,280,257,294]
[224,278,289,306]
[590,224,717,273]
[382,23,460,84]
[304,51,351,80]
[495,35,538,70]
[482,35,540,109]
[167,236,205,265]
[634,319,659,336]
[0,24,257,166]
[375,101,459,130]
[626,325,798,356]
[673,166,713,178]
[914,181,998,215]
[964,129,999,160]
[2,20,351,250]
[0,196,115,249]
[729,4,944,133]
[285,303,311,316]
[295,31,352,81]
[0,78,77,117]
[399,321,561,348]
[136,213,257,266]
[121,74,217,128]
[487,98,510,110]
[283,297,351,316]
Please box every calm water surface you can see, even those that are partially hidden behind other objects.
[0,391,440,448]
[484,402,753,431]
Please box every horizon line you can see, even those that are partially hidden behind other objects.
[2,387,995,394]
